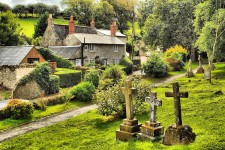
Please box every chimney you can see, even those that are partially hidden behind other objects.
[69,16,75,34]
[110,20,117,36]
[48,14,53,26]
[90,18,95,29]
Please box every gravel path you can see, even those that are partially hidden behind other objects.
[0,104,98,142]
[0,67,202,142]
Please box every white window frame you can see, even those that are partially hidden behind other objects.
[113,45,118,52]
[88,44,95,52]
[75,59,81,66]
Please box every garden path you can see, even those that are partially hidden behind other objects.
[0,66,203,142]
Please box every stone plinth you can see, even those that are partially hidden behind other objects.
[138,121,164,140]
[116,119,141,141]
[163,124,196,145]
[196,67,204,74]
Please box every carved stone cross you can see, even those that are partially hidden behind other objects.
[120,79,137,120]
[145,92,162,123]
[165,82,188,126]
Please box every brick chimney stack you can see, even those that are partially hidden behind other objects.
[110,20,117,36]
[69,16,75,34]
[48,14,53,26]
[90,18,95,29]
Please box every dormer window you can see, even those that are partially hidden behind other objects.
[113,45,118,52]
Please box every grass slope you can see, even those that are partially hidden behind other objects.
[0,64,225,149]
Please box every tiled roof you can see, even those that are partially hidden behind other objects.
[49,46,81,59]
[0,46,33,66]
[72,34,125,45]
[96,29,126,37]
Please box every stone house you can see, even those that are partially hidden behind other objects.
[0,46,45,89]
[41,15,126,66]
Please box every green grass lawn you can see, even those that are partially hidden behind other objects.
[0,64,225,149]
[16,17,69,37]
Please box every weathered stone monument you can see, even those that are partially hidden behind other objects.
[163,82,196,145]
[196,55,204,74]
[116,79,141,141]
[138,92,164,140]
[186,59,194,77]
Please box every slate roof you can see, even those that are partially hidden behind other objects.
[96,29,126,37]
[53,24,97,40]
[49,46,81,59]
[72,34,125,45]
[0,46,33,66]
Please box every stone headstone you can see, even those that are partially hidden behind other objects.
[204,70,210,80]
[196,55,204,74]
[138,92,164,140]
[116,79,141,141]
[186,59,194,77]
[163,82,196,145]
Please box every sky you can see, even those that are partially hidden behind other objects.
[0,0,65,10]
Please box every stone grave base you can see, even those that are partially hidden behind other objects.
[196,67,204,74]
[138,121,164,141]
[185,71,194,78]
[163,124,196,145]
[116,119,141,141]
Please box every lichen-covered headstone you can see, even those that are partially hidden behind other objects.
[186,59,194,77]
[196,55,204,74]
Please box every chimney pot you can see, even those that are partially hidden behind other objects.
[48,14,53,26]
[90,18,95,29]
[111,21,117,36]
[69,15,75,34]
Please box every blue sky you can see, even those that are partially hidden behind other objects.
[0,0,65,10]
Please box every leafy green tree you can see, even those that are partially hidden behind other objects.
[0,11,22,46]
[33,12,48,38]
[13,4,26,17]
[26,4,35,17]
[62,0,94,25]
[93,1,115,29]
[0,3,11,12]
[48,5,59,16]
[33,3,49,17]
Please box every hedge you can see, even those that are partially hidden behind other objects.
[49,75,60,94]
[119,56,133,74]
[54,68,81,88]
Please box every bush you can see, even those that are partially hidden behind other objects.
[1,99,34,119]
[95,81,150,118]
[165,45,188,62]
[84,70,100,88]
[166,52,184,71]
[71,82,95,102]
[101,65,126,83]
[54,68,81,88]
[38,47,74,68]
[49,75,60,94]
[119,56,133,74]
[143,53,168,77]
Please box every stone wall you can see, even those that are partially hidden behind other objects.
[41,25,62,46]
[13,80,45,100]
[0,65,35,90]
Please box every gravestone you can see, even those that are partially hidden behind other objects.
[116,79,141,141]
[196,55,204,74]
[185,59,194,77]
[163,82,196,145]
[138,92,164,140]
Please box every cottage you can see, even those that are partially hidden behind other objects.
[41,14,126,66]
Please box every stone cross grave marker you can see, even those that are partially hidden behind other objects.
[120,79,137,120]
[145,92,162,123]
[165,82,188,126]
[198,54,202,68]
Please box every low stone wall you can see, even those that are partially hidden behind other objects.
[13,80,45,100]
[0,64,35,90]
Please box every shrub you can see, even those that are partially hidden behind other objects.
[1,99,34,119]
[54,68,81,88]
[71,82,95,102]
[38,47,74,68]
[49,75,60,94]
[165,45,188,62]
[84,70,100,88]
[101,65,126,83]
[166,52,184,71]
[95,81,150,118]
[119,56,133,74]
[143,53,168,77]
[18,62,51,95]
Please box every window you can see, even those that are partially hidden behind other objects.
[113,58,119,64]
[75,59,81,66]
[27,58,39,64]
[88,44,95,52]
[113,45,118,52]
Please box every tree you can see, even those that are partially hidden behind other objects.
[92,1,115,29]
[61,0,94,25]
[13,5,26,17]
[0,3,11,12]
[33,12,49,38]
[0,11,22,45]
[33,3,49,17]
[26,4,35,17]
[48,5,59,16]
